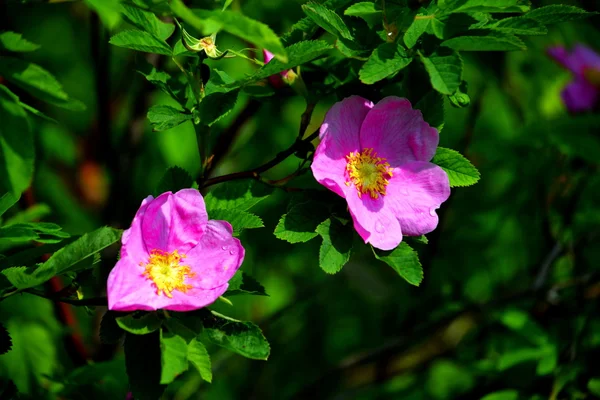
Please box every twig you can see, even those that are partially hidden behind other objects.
[25,289,108,307]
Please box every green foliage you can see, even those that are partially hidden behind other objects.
[344,2,382,28]
[0,222,69,246]
[442,32,527,51]
[187,338,212,383]
[0,32,40,53]
[315,218,353,274]
[432,147,480,187]
[274,200,329,243]
[198,91,239,126]
[109,30,172,55]
[0,323,12,355]
[99,311,124,344]
[526,5,595,25]
[302,2,353,41]
[359,42,412,84]
[120,3,175,41]
[415,91,445,131]
[155,166,194,195]
[147,105,193,131]
[374,243,424,286]
[116,312,162,335]
[160,328,189,384]
[225,271,268,297]
[480,390,519,400]
[209,209,264,236]
[419,50,463,95]
[204,180,273,212]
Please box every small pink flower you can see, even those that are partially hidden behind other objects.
[107,189,244,312]
[547,44,600,113]
[311,96,451,251]
[263,49,291,88]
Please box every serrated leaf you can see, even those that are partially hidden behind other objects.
[124,332,166,400]
[0,192,19,218]
[0,322,12,355]
[204,180,273,212]
[188,338,212,383]
[440,0,529,14]
[147,105,192,131]
[419,50,463,95]
[441,32,526,51]
[374,242,423,286]
[0,86,33,197]
[155,166,193,195]
[99,311,124,344]
[415,91,445,132]
[432,147,480,187]
[485,16,547,36]
[316,218,353,274]
[0,56,85,110]
[160,328,188,384]
[302,2,353,40]
[201,310,270,360]
[344,2,382,28]
[116,312,162,335]
[526,5,595,25]
[0,222,70,245]
[120,4,175,40]
[198,90,239,127]
[109,30,172,55]
[404,15,432,49]
[225,271,268,296]
[274,201,329,244]
[359,42,412,84]
[0,31,40,52]
[208,209,264,236]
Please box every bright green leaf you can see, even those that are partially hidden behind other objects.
[480,390,519,400]
[0,192,19,218]
[208,209,264,236]
[0,32,40,52]
[116,313,162,335]
[359,42,412,84]
[109,30,172,55]
[120,4,175,40]
[315,218,353,274]
[432,147,480,187]
[404,15,432,48]
[419,50,463,95]
[85,0,122,29]
[374,242,424,286]
[302,2,353,40]
[160,328,188,384]
[204,180,273,212]
[344,2,382,27]
[188,338,212,383]
[147,105,192,131]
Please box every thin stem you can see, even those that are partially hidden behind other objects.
[25,289,108,306]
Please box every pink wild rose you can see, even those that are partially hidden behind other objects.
[107,189,244,311]
[263,49,292,88]
[547,44,600,113]
[311,96,451,251]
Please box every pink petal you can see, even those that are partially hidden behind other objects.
[311,96,373,197]
[548,44,600,76]
[185,220,245,289]
[263,49,275,64]
[107,256,228,311]
[141,189,208,254]
[385,161,450,236]
[360,97,439,165]
[121,195,153,259]
[346,192,402,251]
[561,78,599,113]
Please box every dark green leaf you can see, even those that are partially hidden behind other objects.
[0,222,70,245]
[0,86,33,197]
[441,32,526,51]
[0,323,12,355]
[19,102,57,123]
[526,5,595,25]
[274,201,329,244]
[99,311,124,344]
[419,50,463,95]
[208,209,264,236]
[198,91,239,126]
[188,338,212,383]
[302,2,353,40]
[160,328,188,384]
[155,166,194,195]
[415,91,445,132]
[0,57,85,110]
[147,105,193,131]
[116,312,162,335]
[440,0,529,14]
[120,4,175,40]
[432,147,480,187]
[0,192,19,218]
[315,218,353,274]
[486,16,547,36]
[588,379,600,396]
[374,242,424,286]
[109,30,172,55]
[359,42,412,84]
[225,271,268,296]
[204,180,273,212]
[480,390,519,400]
[0,31,40,52]
[124,332,166,400]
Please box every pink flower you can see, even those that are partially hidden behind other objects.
[311,96,451,251]
[263,49,291,88]
[547,44,600,113]
[107,189,244,312]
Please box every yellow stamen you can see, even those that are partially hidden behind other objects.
[346,148,393,199]
[141,249,195,298]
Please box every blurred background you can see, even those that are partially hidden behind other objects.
[1,0,600,399]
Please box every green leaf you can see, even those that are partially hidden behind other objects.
[188,338,212,383]
[124,332,166,400]
[236,40,332,87]
[225,271,268,297]
[202,311,270,360]
[497,347,553,371]
[302,2,353,40]
[415,91,445,132]
[155,166,194,195]
[486,16,547,36]
[109,30,172,55]
[359,42,412,85]
[480,390,519,400]
[440,0,529,14]
[344,2,382,27]
[147,105,192,131]
[588,378,600,396]
[419,50,463,95]
[0,192,19,218]
[404,15,432,48]
[1,227,121,289]
[116,313,162,335]
[0,31,40,52]
[204,180,273,212]
[526,5,595,25]
[138,66,179,100]
[120,4,175,40]
[432,147,480,187]
[160,328,188,384]
[441,32,526,51]
[0,322,12,355]
[0,222,70,245]
[374,242,424,286]
[0,240,73,272]
[198,91,239,126]
[0,86,33,197]
[208,209,264,236]
[84,0,122,29]
[0,57,85,110]
[315,218,353,274]
[19,102,57,123]
[274,201,329,244]
[99,311,124,344]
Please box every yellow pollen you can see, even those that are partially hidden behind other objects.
[141,249,195,298]
[345,148,392,199]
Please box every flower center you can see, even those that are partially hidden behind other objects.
[345,148,393,199]
[141,250,195,298]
